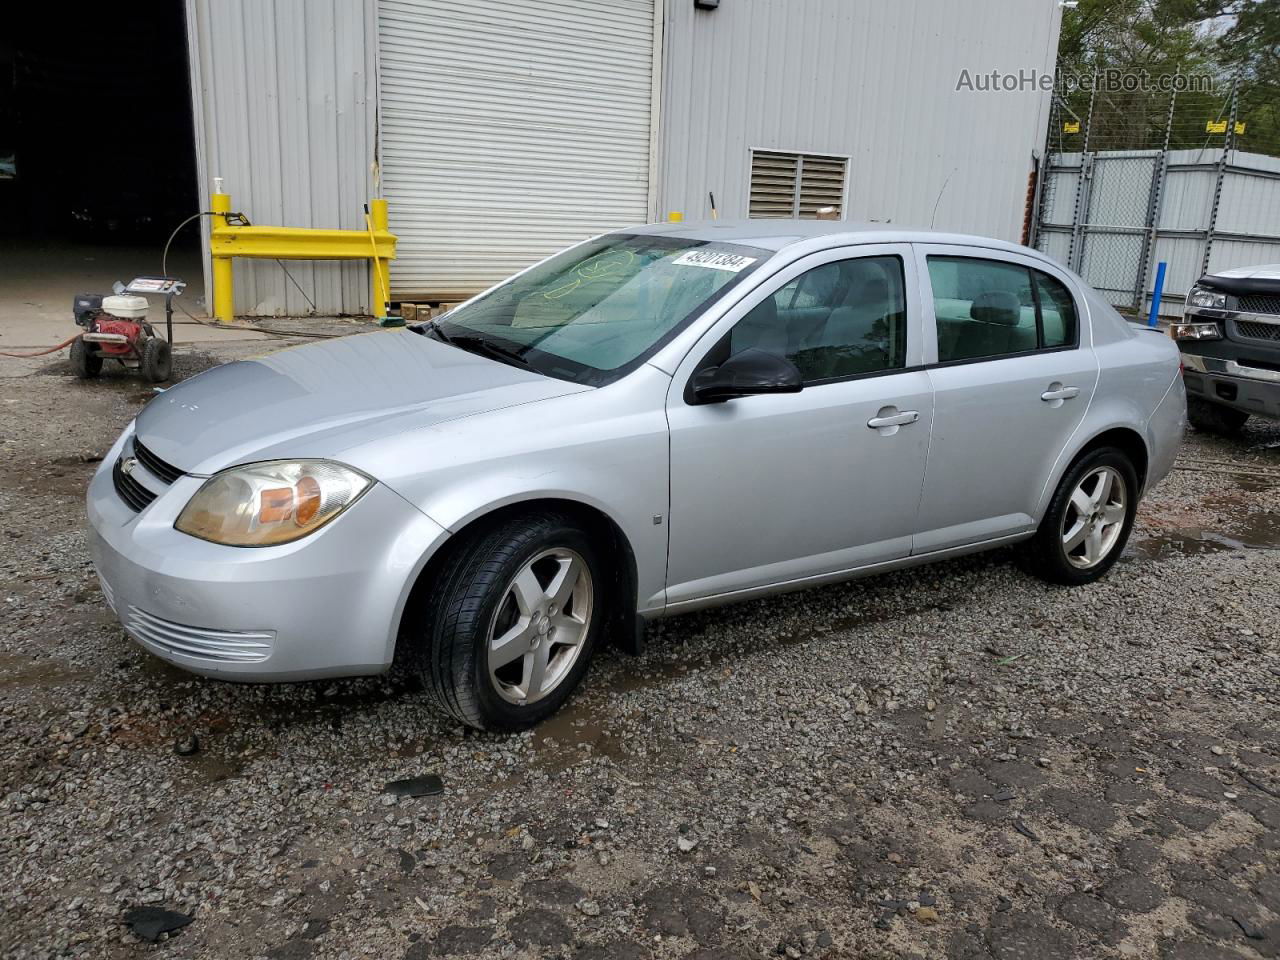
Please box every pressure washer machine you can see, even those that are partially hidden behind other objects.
[71,276,184,383]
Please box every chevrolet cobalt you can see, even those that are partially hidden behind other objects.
[88,221,1185,729]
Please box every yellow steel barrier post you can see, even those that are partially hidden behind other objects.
[210,192,236,323]
[206,193,396,321]
[369,199,391,316]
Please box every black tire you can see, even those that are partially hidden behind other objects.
[1019,447,1138,586]
[69,336,101,378]
[1186,396,1249,436]
[412,511,605,731]
[140,338,173,383]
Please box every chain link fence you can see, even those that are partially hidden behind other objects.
[1032,79,1280,319]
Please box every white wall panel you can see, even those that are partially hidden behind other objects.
[657,0,1061,241]
[185,0,378,316]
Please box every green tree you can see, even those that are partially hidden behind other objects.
[1054,0,1280,155]
[1203,0,1280,152]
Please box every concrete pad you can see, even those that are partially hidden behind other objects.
[0,238,276,348]
[0,239,386,351]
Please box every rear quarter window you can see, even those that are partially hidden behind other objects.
[1032,270,1078,349]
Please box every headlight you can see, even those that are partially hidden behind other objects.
[1169,322,1222,341]
[175,460,372,547]
[1187,286,1227,309]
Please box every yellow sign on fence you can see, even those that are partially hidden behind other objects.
[1205,120,1248,135]
[1063,121,1081,134]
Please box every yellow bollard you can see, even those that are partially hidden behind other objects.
[369,199,391,316]
[206,190,395,321]
[210,192,235,323]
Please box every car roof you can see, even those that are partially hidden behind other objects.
[627,218,1036,256]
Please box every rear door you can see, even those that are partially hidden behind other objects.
[913,245,1098,553]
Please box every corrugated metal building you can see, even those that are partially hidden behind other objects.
[184,0,1061,316]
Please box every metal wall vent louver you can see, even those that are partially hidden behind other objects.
[749,150,847,219]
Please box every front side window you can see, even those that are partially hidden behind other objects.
[716,255,908,383]
[434,233,769,386]
[928,256,1078,362]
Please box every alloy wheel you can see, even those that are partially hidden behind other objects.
[1060,466,1127,569]
[486,548,593,705]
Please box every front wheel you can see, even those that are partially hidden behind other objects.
[1186,396,1249,436]
[1019,448,1138,586]
[413,512,604,731]
[69,336,101,378]
[140,338,172,383]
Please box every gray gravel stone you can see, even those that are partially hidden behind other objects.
[3,339,1280,960]
[1100,874,1166,913]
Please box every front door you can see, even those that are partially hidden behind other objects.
[664,245,934,607]
[913,245,1099,552]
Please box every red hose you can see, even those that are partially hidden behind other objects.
[0,334,82,358]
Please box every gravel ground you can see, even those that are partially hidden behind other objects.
[2,337,1279,960]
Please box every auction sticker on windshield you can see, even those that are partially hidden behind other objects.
[671,250,758,272]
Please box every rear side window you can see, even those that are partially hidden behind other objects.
[928,256,1078,362]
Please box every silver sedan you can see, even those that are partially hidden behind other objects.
[87,221,1185,729]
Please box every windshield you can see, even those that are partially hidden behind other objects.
[431,233,770,386]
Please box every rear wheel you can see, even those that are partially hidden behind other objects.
[141,338,173,383]
[1020,447,1138,586]
[413,511,603,730]
[1187,396,1249,436]
[69,336,101,378]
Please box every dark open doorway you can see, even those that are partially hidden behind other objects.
[1,1,197,240]
[0,2,202,343]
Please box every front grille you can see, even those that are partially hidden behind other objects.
[1238,294,1280,316]
[125,606,275,663]
[133,440,184,484]
[112,456,157,511]
[112,436,184,513]
[1235,320,1280,342]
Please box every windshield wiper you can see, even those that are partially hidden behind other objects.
[423,320,534,370]
[422,320,453,344]
[436,330,532,370]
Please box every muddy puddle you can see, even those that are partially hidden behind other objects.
[1126,511,1280,561]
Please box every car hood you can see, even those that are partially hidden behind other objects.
[1200,264,1280,297]
[1209,263,1280,280]
[134,330,589,476]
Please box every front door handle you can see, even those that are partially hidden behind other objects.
[867,410,919,429]
[1041,385,1080,402]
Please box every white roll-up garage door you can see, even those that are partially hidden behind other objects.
[378,0,657,300]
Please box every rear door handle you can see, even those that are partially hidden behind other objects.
[867,410,919,429]
[1041,385,1080,401]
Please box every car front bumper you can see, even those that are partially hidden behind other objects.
[1178,305,1280,420]
[86,426,450,681]
[1180,353,1280,420]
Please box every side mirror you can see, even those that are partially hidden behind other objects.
[692,348,803,404]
